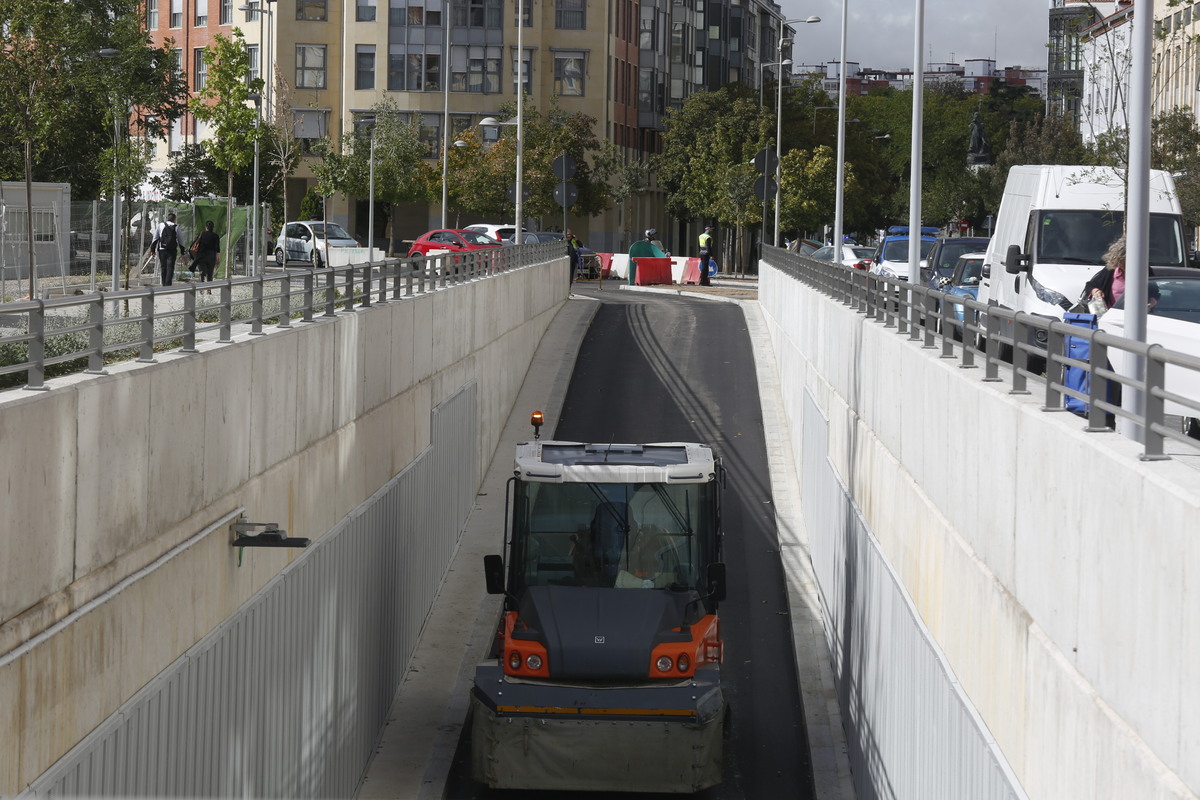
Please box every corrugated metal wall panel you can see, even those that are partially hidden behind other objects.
[24,383,479,798]
[800,390,1026,800]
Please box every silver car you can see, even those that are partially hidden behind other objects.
[275,221,359,267]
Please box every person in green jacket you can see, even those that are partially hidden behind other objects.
[697,225,715,286]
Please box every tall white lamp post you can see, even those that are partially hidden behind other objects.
[479,114,522,240]
[239,0,274,272]
[832,0,848,254]
[775,16,820,246]
[440,0,453,229]
[361,116,377,259]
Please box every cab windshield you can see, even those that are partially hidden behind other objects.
[1035,210,1186,267]
[310,222,354,240]
[509,480,717,594]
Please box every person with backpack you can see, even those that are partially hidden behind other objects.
[149,212,187,286]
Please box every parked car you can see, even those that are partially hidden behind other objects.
[936,252,987,339]
[810,244,876,268]
[507,231,564,243]
[465,223,525,242]
[275,220,360,267]
[1098,272,1200,437]
[787,238,824,256]
[407,228,503,258]
[869,226,939,282]
[922,236,990,287]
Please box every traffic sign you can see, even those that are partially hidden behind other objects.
[554,182,578,208]
[553,154,578,180]
[753,148,779,175]
[507,182,531,204]
[754,175,778,202]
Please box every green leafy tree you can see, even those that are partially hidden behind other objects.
[0,0,183,295]
[190,30,264,274]
[446,99,615,225]
[1151,107,1200,230]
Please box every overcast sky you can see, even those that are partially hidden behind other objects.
[780,0,1050,72]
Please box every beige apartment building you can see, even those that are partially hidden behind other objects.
[144,0,798,254]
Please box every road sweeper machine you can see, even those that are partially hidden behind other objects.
[470,430,728,793]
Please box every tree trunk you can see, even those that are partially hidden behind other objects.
[24,139,35,299]
[226,170,234,277]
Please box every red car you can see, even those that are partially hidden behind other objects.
[407,228,503,257]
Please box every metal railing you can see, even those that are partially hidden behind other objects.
[764,246,1200,460]
[0,242,563,393]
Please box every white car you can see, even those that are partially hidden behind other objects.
[810,244,876,269]
[275,220,360,267]
[464,223,525,242]
[1098,272,1200,435]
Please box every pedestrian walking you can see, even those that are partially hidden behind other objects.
[190,221,221,289]
[697,224,715,286]
[149,213,187,286]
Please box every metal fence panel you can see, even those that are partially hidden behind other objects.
[801,391,1027,800]
[22,382,479,798]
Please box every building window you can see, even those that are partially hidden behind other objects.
[553,52,584,95]
[294,109,329,153]
[170,0,182,27]
[419,114,440,156]
[357,0,376,21]
[195,47,208,89]
[449,45,500,92]
[220,0,233,24]
[387,48,442,91]
[172,48,184,82]
[452,0,503,29]
[296,45,327,88]
[356,45,376,90]
[408,5,424,24]
[297,0,327,21]
[195,0,207,26]
[248,44,260,84]
[555,0,584,29]
[511,49,532,94]
[147,0,159,30]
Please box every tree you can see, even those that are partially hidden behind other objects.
[0,0,183,295]
[190,30,264,275]
[263,71,302,227]
[1151,107,1200,230]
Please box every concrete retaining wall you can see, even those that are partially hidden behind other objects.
[760,263,1200,799]
[0,259,567,795]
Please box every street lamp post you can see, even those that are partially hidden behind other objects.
[775,16,820,247]
[479,115,521,237]
[239,0,274,273]
[361,116,377,261]
[514,0,525,244]
[98,49,124,290]
[832,0,849,263]
[440,0,452,229]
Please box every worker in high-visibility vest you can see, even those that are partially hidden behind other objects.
[697,225,715,286]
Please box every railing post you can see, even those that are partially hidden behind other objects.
[1042,323,1065,410]
[376,259,389,303]
[360,264,372,308]
[25,300,48,390]
[923,291,937,349]
[279,272,292,328]
[87,298,107,374]
[250,276,265,335]
[983,307,1001,382]
[220,281,233,342]
[344,266,357,312]
[1010,314,1030,395]
[181,287,198,352]
[302,272,314,322]
[1087,336,1111,432]
[138,292,156,362]
[1142,345,1169,460]
[324,269,337,317]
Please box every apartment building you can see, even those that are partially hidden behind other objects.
[144,0,795,252]
[1047,0,1124,124]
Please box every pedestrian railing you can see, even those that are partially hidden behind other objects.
[0,242,564,393]
[764,246,1200,460]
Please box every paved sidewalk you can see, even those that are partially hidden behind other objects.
[355,286,856,800]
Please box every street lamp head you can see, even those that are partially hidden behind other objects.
[479,116,500,128]
[97,48,119,58]
[453,139,468,147]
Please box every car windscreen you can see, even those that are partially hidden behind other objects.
[811,246,835,261]
[853,247,875,259]
[460,230,500,245]
[882,239,935,261]
[311,222,354,240]
[934,240,985,271]
[1036,211,1186,267]
[952,257,984,284]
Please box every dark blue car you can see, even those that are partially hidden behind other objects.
[937,251,987,340]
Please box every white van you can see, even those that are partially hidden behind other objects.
[981,165,1189,351]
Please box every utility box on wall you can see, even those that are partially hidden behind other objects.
[0,181,72,287]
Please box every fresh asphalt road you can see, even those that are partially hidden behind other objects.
[442,286,815,798]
